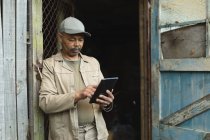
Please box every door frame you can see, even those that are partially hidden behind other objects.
[28,0,152,139]
[139,0,152,140]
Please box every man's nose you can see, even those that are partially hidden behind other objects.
[74,40,80,46]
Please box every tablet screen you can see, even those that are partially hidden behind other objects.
[89,77,118,103]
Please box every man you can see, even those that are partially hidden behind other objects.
[39,17,114,140]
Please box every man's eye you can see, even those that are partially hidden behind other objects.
[68,39,75,41]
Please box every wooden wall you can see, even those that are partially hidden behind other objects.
[0,0,151,140]
[0,0,28,140]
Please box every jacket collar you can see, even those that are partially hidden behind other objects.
[53,51,89,72]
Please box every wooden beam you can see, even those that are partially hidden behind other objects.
[206,0,210,57]
[160,59,210,71]
[151,0,160,124]
[159,124,210,140]
[140,0,152,140]
[16,0,28,139]
[3,0,17,139]
[161,94,210,126]
[151,0,160,139]
[28,0,44,139]
[159,19,206,29]
[0,2,5,140]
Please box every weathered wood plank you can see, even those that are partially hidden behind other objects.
[160,72,181,118]
[151,0,160,138]
[16,0,28,139]
[0,2,5,140]
[206,0,210,57]
[191,73,205,130]
[203,74,210,131]
[28,0,44,139]
[139,0,151,140]
[159,19,206,28]
[160,72,210,131]
[160,59,210,71]
[3,0,17,139]
[159,124,209,140]
[160,0,206,30]
[161,94,210,126]
[151,0,160,124]
[0,94,5,140]
[161,23,205,59]
[179,73,193,128]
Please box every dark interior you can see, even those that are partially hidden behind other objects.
[74,1,140,139]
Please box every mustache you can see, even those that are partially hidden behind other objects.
[68,47,81,52]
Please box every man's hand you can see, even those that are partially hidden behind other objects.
[74,85,97,103]
[96,90,114,107]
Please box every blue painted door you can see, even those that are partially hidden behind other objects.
[151,0,210,139]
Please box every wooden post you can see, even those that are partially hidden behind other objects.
[140,0,151,140]
[151,0,160,139]
[2,0,17,139]
[28,0,44,139]
[0,1,5,140]
[16,0,28,139]
[206,0,210,57]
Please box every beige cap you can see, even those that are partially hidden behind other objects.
[59,17,91,37]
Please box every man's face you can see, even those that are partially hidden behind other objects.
[59,33,84,58]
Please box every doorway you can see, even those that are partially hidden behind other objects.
[74,1,140,139]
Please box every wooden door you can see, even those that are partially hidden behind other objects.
[0,0,28,140]
[151,0,210,139]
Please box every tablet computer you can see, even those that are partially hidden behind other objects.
[89,77,118,103]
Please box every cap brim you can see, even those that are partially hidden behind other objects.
[59,28,91,37]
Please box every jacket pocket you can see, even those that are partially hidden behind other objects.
[84,70,100,85]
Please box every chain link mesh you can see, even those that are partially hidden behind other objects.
[42,1,74,139]
[42,0,73,59]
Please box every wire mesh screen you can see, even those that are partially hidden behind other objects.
[42,0,74,59]
[42,1,74,139]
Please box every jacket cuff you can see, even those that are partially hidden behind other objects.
[102,102,113,112]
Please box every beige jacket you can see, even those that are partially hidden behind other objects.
[39,52,109,140]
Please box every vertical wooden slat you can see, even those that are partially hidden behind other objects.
[139,0,151,140]
[206,0,210,57]
[28,0,44,139]
[151,0,160,139]
[3,0,17,139]
[0,2,5,140]
[179,73,193,128]
[160,72,181,118]
[16,0,28,139]
[204,73,210,131]
[160,73,170,118]
[191,73,204,130]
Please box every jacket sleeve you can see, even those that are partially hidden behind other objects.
[95,57,104,80]
[39,59,76,114]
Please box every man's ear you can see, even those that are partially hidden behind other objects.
[57,32,62,43]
